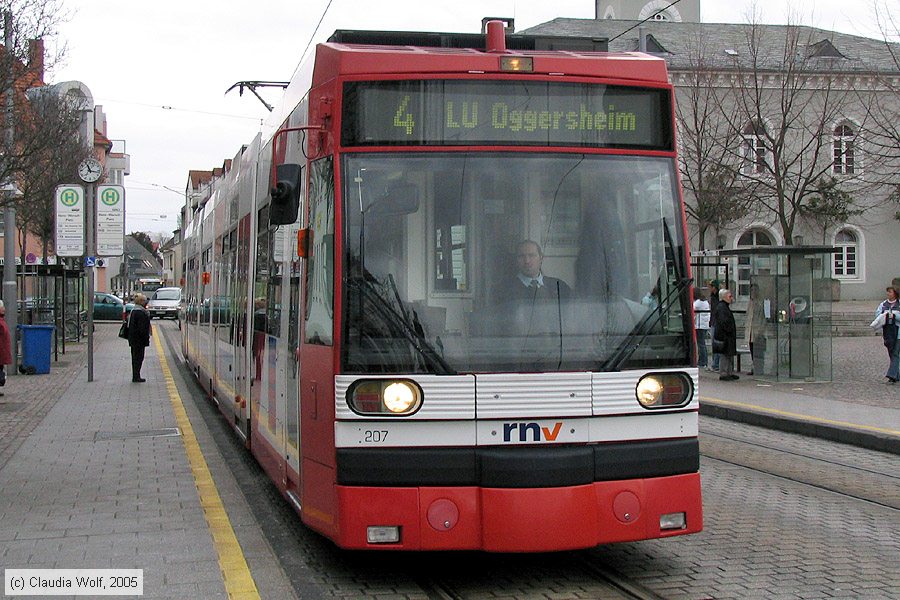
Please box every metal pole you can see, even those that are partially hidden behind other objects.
[86,182,94,382]
[3,11,18,375]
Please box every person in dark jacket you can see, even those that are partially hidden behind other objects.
[499,240,572,335]
[127,293,152,382]
[707,279,721,371]
[713,288,738,381]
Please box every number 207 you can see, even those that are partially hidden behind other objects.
[364,430,388,443]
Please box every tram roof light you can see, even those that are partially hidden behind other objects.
[500,56,533,72]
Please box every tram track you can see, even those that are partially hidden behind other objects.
[701,429,899,479]
[412,552,673,600]
[700,427,900,511]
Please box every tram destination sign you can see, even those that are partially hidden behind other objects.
[342,80,672,149]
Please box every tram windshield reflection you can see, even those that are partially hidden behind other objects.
[342,152,691,374]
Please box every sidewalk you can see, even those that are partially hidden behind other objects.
[0,322,293,599]
[699,334,900,454]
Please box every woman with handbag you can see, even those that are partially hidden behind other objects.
[713,289,738,381]
[127,294,152,383]
[0,300,12,395]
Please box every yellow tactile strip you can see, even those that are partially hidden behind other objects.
[154,334,261,600]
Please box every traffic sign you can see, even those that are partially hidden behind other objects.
[55,185,85,257]
[97,185,125,256]
[84,256,96,267]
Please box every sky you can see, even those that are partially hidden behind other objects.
[49,0,894,237]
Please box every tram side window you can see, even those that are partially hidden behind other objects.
[201,247,213,324]
[267,259,283,338]
[187,257,199,324]
[305,157,334,345]
[254,205,271,337]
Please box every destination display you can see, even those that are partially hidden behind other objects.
[341,80,671,149]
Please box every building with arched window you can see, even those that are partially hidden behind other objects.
[527,12,899,301]
[832,227,862,280]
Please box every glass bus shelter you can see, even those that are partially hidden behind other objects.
[716,246,836,383]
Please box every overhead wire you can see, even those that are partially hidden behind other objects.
[291,0,336,80]
[93,98,264,122]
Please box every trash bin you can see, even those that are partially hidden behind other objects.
[18,324,54,374]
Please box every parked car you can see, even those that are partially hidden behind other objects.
[147,287,182,320]
[93,292,126,321]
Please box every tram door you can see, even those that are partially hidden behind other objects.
[285,263,302,487]
[299,156,336,520]
[234,217,253,436]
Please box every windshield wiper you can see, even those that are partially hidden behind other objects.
[601,276,692,372]
[350,273,455,375]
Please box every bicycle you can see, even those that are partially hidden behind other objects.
[62,310,90,342]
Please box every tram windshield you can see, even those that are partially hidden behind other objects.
[341,152,691,374]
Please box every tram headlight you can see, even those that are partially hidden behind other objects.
[383,382,417,413]
[635,373,692,409]
[347,380,423,416]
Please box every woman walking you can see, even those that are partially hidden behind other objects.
[874,286,900,384]
[713,289,738,381]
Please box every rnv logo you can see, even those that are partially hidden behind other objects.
[502,421,563,442]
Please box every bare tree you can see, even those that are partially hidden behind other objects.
[800,176,864,243]
[15,90,86,262]
[0,0,72,191]
[715,19,890,244]
[861,0,900,220]
[675,32,753,250]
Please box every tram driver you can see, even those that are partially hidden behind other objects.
[507,240,572,303]
[492,240,572,338]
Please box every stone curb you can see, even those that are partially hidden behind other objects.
[700,401,900,455]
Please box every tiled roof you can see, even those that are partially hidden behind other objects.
[524,18,900,73]
[188,170,213,189]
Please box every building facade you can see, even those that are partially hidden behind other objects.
[526,16,900,301]
[159,228,182,288]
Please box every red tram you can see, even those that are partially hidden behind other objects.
[181,21,702,551]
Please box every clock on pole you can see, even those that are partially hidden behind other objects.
[77,157,102,183]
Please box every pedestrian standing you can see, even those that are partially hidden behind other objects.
[127,293,152,383]
[0,300,11,396]
[873,286,900,384]
[707,279,721,372]
[713,288,738,381]
[693,287,710,369]
[744,283,767,376]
